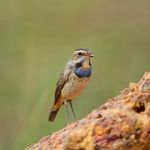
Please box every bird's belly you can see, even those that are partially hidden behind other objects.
[61,75,90,100]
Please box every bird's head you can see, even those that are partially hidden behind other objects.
[72,48,94,64]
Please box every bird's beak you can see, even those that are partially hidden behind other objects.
[89,52,94,57]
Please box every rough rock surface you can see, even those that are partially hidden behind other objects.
[26,72,150,150]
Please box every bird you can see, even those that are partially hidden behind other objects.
[48,48,94,123]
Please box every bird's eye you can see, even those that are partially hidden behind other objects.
[78,52,82,56]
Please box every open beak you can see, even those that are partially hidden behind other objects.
[85,51,94,57]
[89,52,94,57]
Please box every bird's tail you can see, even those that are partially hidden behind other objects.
[48,104,60,122]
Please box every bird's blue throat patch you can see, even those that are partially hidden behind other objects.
[74,67,92,78]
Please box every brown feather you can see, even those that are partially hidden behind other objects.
[49,67,72,122]
[48,101,62,122]
[48,108,60,122]
[54,70,71,104]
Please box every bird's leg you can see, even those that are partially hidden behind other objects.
[64,101,70,124]
[69,101,76,121]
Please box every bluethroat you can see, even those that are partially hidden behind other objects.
[48,48,94,123]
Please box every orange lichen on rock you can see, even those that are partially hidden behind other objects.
[26,72,150,150]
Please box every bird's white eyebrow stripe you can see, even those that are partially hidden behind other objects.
[74,50,87,55]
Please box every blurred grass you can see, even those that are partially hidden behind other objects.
[0,0,150,149]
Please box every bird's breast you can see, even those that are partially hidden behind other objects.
[61,73,90,100]
[74,67,92,78]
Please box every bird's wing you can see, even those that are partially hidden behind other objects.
[54,70,72,103]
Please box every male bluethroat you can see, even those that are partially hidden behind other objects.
[48,48,94,123]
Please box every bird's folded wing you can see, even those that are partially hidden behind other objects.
[54,70,72,103]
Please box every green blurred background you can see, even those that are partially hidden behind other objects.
[0,0,150,149]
